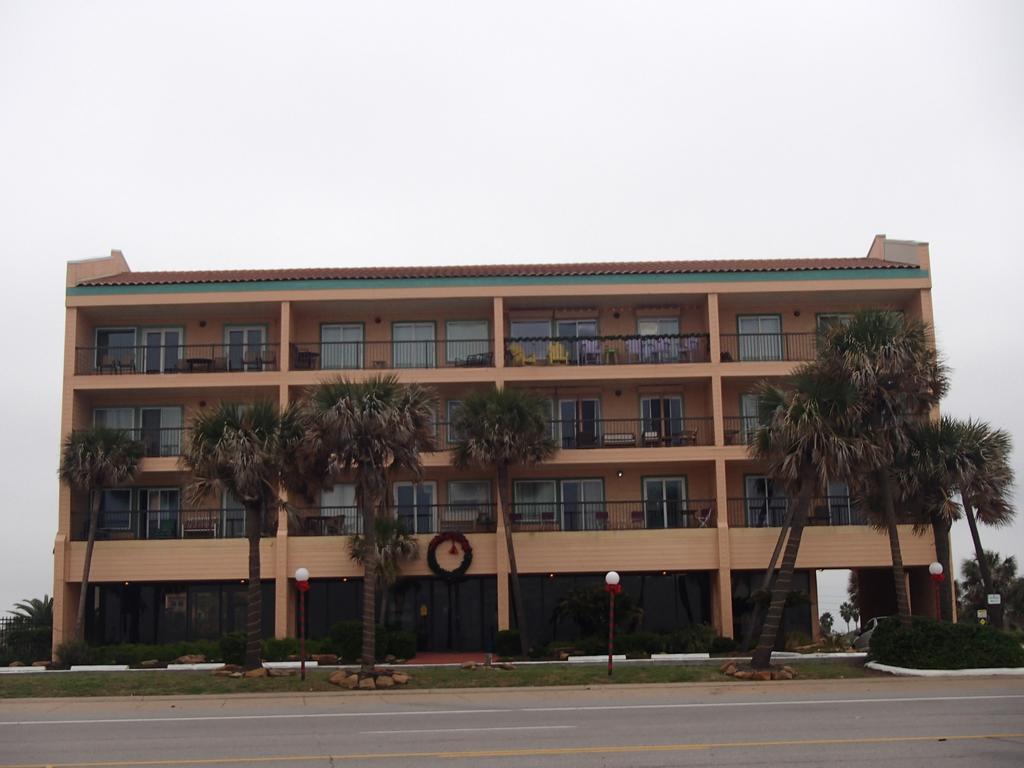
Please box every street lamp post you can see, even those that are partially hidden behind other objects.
[294,567,310,681]
[605,571,621,677]
[928,561,944,621]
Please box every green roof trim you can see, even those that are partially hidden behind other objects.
[68,267,929,296]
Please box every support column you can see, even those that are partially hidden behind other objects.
[280,301,292,372]
[708,295,724,446]
[495,489,510,630]
[809,570,821,641]
[492,296,505,386]
[54,306,80,653]
[714,457,733,637]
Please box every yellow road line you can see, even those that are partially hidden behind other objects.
[4,732,1023,767]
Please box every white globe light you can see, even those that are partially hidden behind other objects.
[928,562,943,577]
[605,571,620,586]
[294,567,310,582]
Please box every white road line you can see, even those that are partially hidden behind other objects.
[360,725,576,735]
[1,694,1022,727]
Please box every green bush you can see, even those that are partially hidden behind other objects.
[89,640,222,665]
[615,632,665,656]
[219,633,246,666]
[386,630,416,660]
[55,641,96,667]
[496,629,521,658]
[262,637,301,662]
[709,636,739,654]
[870,617,1024,669]
[784,631,813,651]
[326,621,388,662]
[2,624,52,663]
[666,624,717,653]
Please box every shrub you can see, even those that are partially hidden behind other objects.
[262,637,301,662]
[2,624,52,663]
[870,617,1024,670]
[55,641,96,668]
[709,636,739,655]
[386,630,416,660]
[784,631,813,651]
[219,633,246,666]
[495,629,521,658]
[615,632,665,656]
[326,621,388,662]
[666,624,717,654]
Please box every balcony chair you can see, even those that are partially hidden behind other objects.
[602,432,636,448]
[117,352,136,373]
[507,343,536,366]
[261,348,277,369]
[579,339,601,364]
[630,509,646,529]
[183,511,217,538]
[547,341,570,365]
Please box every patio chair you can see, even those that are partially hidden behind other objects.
[548,342,570,365]
[242,350,260,370]
[117,351,136,373]
[508,343,536,366]
[261,348,277,369]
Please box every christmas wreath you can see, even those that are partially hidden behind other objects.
[427,531,473,582]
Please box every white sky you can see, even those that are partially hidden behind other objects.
[1,1,1021,624]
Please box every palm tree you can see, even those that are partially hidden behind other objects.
[296,376,435,673]
[959,551,1020,626]
[838,601,858,633]
[748,366,870,669]
[349,514,419,624]
[451,388,557,656]
[817,310,948,628]
[8,595,53,626]
[59,427,143,641]
[181,401,299,670]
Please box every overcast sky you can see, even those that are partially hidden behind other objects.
[0,1,1021,624]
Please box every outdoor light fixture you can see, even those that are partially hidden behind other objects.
[929,561,944,620]
[295,567,310,680]
[616,470,624,478]
[605,571,621,676]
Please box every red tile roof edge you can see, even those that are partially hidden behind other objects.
[78,257,916,286]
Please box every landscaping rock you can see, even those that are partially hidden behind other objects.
[175,654,206,665]
[313,654,339,665]
[139,659,161,668]
[230,672,243,678]
[392,672,410,685]
[720,662,738,675]
[732,670,753,680]
[375,675,395,688]
[32,661,51,668]
[753,670,773,682]
[243,667,268,678]
[212,669,235,677]
[8,661,24,667]
[783,666,797,677]
[268,667,295,677]
[385,654,397,663]
[358,676,376,690]
[461,661,477,670]
[497,662,516,671]
[558,650,572,661]
[327,670,348,686]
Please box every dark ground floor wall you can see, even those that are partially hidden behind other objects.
[730,571,813,644]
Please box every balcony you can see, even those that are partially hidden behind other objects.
[719,333,817,363]
[510,499,716,532]
[73,427,187,457]
[290,340,494,371]
[726,497,865,528]
[296,504,498,536]
[504,334,710,367]
[433,417,714,451]
[72,508,262,541]
[723,417,758,446]
[75,344,281,375]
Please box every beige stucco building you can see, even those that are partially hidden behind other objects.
[54,235,943,651]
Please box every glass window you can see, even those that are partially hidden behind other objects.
[644,477,688,528]
[513,480,557,522]
[445,400,464,443]
[321,324,363,369]
[744,475,788,527]
[321,484,358,534]
[94,407,135,430]
[817,313,854,333]
[826,480,852,524]
[393,323,436,368]
[560,479,604,531]
[222,493,245,538]
[737,315,782,361]
[142,328,183,373]
[641,397,684,444]
[740,394,762,443]
[139,407,183,457]
[445,320,489,364]
[394,482,436,533]
[638,318,680,336]
[558,399,600,448]
[139,488,180,539]
[95,328,137,372]
[225,327,266,371]
[189,585,220,639]
[554,320,598,363]
[98,489,133,531]
[508,320,552,362]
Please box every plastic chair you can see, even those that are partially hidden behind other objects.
[548,341,570,365]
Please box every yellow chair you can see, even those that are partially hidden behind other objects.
[548,341,570,365]
[508,343,536,366]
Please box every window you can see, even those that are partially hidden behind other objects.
[393,323,436,368]
[643,477,688,528]
[94,407,135,430]
[508,320,552,362]
[224,326,266,371]
[321,324,363,369]
[447,481,492,527]
[641,396,684,444]
[638,318,680,336]
[512,478,604,530]
[558,399,600,448]
[513,480,557,523]
[394,481,436,533]
[140,488,180,538]
[816,313,853,334]
[98,489,133,531]
[744,476,788,527]
[321,484,358,534]
[740,393,762,444]
[559,479,604,531]
[141,328,183,373]
[222,493,246,538]
[554,319,598,363]
[825,480,853,524]
[445,320,489,365]
[95,328,137,372]
[446,400,464,443]
[94,407,183,456]
[737,315,782,361]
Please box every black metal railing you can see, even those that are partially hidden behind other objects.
[71,508,266,540]
[719,333,817,363]
[510,499,716,532]
[553,417,714,448]
[727,496,865,528]
[722,417,759,446]
[290,340,494,371]
[75,344,281,375]
[297,503,498,536]
[73,427,187,457]
[504,334,710,367]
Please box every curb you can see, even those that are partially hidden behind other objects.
[865,661,1024,677]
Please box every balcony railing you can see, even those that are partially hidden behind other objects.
[719,333,817,363]
[73,427,187,458]
[510,499,716,532]
[72,508,264,541]
[75,344,281,375]
[296,504,498,536]
[726,497,865,528]
[290,340,494,371]
[433,418,714,451]
[723,417,759,446]
[504,334,710,367]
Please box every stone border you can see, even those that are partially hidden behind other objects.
[865,661,1024,677]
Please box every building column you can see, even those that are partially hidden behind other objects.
[714,457,733,637]
[492,296,505,386]
[280,301,292,372]
[495,488,510,630]
[809,570,821,642]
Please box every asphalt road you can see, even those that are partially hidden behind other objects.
[1,676,1023,767]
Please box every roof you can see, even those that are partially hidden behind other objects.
[77,257,914,287]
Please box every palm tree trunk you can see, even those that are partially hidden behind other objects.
[498,465,530,656]
[879,469,912,628]
[963,496,1000,627]
[751,476,812,670]
[742,504,794,650]
[929,510,953,621]
[360,491,378,673]
[244,503,263,670]
[75,491,102,642]
[378,578,389,626]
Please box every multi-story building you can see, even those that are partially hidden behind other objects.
[54,235,945,652]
